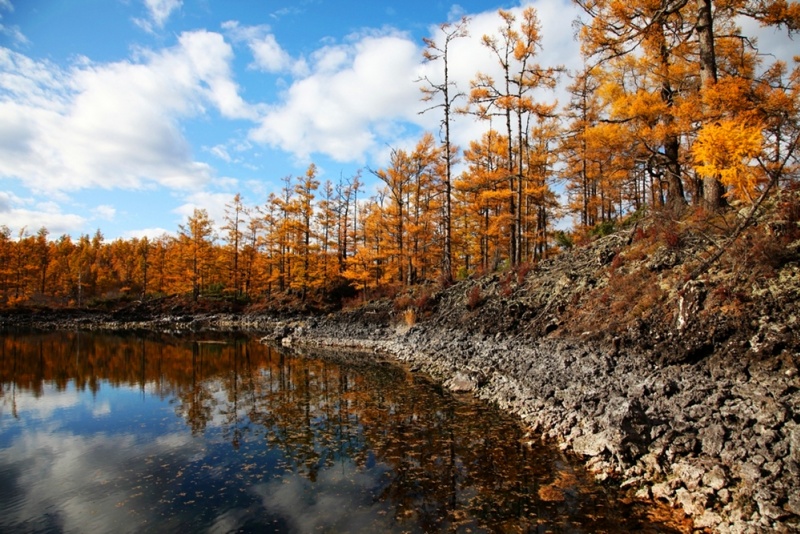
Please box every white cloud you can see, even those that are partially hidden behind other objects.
[134,0,182,33]
[208,144,232,162]
[249,463,396,533]
[247,2,582,166]
[7,384,82,420]
[222,20,309,76]
[0,23,27,46]
[737,16,799,70]
[0,30,255,195]
[0,0,26,45]
[0,192,87,236]
[121,227,174,240]
[250,33,295,72]
[2,423,205,533]
[249,30,425,163]
[92,204,117,221]
[173,191,239,234]
[417,2,582,152]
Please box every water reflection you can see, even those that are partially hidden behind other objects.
[0,331,684,533]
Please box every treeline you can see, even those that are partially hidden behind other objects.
[2,5,799,308]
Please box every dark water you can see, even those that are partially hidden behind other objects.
[0,331,684,533]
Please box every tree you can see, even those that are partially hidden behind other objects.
[372,149,413,285]
[178,208,215,301]
[692,118,765,202]
[223,193,246,297]
[561,65,603,226]
[139,237,150,299]
[336,171,362,274]
[34,227,50,296]
[576,0,693,211]
[0,226,11,302]
[419,16,470,282]
[222,193,246,297]
[468,7,560,265]
[577,0,800,210]
[241,206,264,298]
[315,180,339,286]
[293,164,320,300]
[456,130,510,272]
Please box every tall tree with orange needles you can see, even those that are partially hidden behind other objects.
[178,208,215,301]
[468,7,560,265]
[456,130,510,272]
[293,164,319,300]
[577,0,800,210]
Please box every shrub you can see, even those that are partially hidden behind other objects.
[554,231,574,249]
[610,253,625,271]
[393,295,414,311]
[415,290,433,312]
[515,262,532,285]
[590,220,616,238]
[466,285,483,310]
[663,227,681,249]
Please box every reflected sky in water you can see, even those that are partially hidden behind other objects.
[0,331,684,533]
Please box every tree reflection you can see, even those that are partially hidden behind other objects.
[0,331,684,532]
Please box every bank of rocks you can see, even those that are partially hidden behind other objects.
[265,315,799,534]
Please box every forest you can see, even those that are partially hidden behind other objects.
[1,2,799,309]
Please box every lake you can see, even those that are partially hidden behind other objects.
[0,330,683,533]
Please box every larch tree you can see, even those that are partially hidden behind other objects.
[419,15,470,283]
[178,208,215,301]
[577,0,800,210]
[335,171,362,274]
[34,227,50,296]
[0,226,11,301]
[271,175,296,293]
[456,129,511,272]
[576,0,693,211]
[408,133,443,283]
[223,193,246,297]
[468,7,560,265]
[49,234,74,301]
[138,236,150,299]
[241,206,264,298]
[293,164,320,300]
[315,179,339,286]
[372,149,412,285]
[561,65,604,227]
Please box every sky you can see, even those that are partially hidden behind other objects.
[0,1,795,241]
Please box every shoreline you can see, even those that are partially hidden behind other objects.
[6,309,796,533]
[277,315,798,534]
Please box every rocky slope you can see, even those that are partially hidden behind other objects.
[2,195,799,533]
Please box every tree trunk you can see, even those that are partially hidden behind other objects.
[697,0,725,210]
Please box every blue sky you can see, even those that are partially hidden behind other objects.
[0,1,794,240]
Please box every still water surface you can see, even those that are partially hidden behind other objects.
[1,331,681,533]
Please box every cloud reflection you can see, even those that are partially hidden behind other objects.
[1,422,206,533]
[249,459,396,533]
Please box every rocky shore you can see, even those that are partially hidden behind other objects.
[7,305,794,533]
[250,304,795,534]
